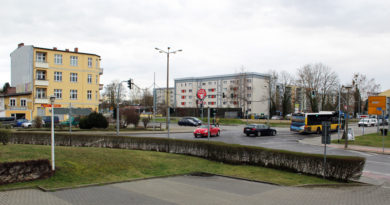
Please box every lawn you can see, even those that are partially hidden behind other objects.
[332,132,390,148]
[0,144,339,190]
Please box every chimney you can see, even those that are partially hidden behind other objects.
[18,43,24,48]
[53,47,57,50]
[65,49,69,52]
[74,47,78,53]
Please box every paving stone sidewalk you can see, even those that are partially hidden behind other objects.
[1,176,390,205]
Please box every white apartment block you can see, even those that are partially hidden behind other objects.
[174,72,270,115]
[154,87,175,106]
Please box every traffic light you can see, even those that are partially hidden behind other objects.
[222,93,226,98]
[311,90,316,97]
[169,107,175,114]
[210,108,217,117]
[127,79,132,89]
[231,93,234,98]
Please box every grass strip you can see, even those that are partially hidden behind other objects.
[332,133,390,148]
[0,144,339,190]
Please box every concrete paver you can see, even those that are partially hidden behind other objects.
[1,176,390,205]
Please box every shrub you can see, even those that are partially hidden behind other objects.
[79,112,108,129]
[34,116,43,128]
[142,117,150,129]
[0,129,10,145]
[122,108,140,127]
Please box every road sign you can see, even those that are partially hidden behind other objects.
[368,96,386,115]
[321,121,331,144]
[197,89,207,100]
[41,104,61,108]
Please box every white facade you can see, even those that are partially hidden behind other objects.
[154,88,175,106]
[0,96,5,117]
[174,72,270,115]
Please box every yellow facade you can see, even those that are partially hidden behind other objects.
[3,93,33,120]
[6,45,102,120]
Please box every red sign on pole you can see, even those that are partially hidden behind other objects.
[197,89,207,100]
[41,104,61,108]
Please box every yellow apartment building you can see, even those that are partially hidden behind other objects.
[4,43,103,120]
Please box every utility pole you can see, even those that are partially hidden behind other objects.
[69,103,72,134]
[344,85,352,149]
[153,72,156,131]
[116,83,121,136]
[337,85,341,143]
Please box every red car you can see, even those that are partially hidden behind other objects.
[193,125,220,138]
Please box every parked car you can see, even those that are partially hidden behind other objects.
[378,118,389,126]
[13,119,29,127]
[358,118,377,127]
[243,124,277,137]
[21,120,45,128]
[285,114,292,120]
[193,125,220,138]
[0,117,16,127]
[271,115,282,120]
[178,117,202,126]
[42,116,59,126]
[60,117,80,127]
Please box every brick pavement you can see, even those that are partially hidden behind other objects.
[1,176,389,205]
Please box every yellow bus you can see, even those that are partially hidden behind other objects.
[290,111,340,134]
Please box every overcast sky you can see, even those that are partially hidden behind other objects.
[1,0,389,92]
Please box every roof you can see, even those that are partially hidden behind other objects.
[175,72,270,82]
[33,46,100,58]
[379,89,390,97]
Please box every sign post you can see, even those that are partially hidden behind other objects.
[321,121,331,178]
[197,89,207,119]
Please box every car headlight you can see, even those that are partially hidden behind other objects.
[203,130,208,133]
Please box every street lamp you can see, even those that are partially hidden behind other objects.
[155,47,182,139]
[49,95,56,171]
[343,85,352,149]
[117,80,127,136]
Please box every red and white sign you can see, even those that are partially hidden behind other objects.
[197,89,207,100]
[360,115,368,118]
[41,104,61,108]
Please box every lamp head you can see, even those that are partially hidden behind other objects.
[50,95,56,103]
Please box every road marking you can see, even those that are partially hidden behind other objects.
[347,150,375,157]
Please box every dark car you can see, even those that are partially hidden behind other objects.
[178,117,202,126]
[243,124,277,137]
[42,116,59,126]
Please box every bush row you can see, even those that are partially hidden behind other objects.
[8,132,365,181]
[0,159,52,185]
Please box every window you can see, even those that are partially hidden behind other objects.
[247,79,252,83]
[223,88,227,91]
[88,74,92,84]
[189,83,192,86]
[202,82,206,86]
[95,75,98,84]
[247,94,252,98]
[181,96,186,99]
[189,96,192,99]
[10,98,16,107]
[54,89,62,99]
[70,89,77,100]
[70,73,78,82]
[189,102,192,105]
[223,102,227,105]
[189,89,192,93]
[181,89,186,93]
[36,52,46,62]
[96,59,98,68]
[54,54,62,64]
[70,56,78,66]
[181,102,185,105]
[88,58,92,67]
[87,90,92,100]
[20,99,26,107]
[36,70,46,80]
[36,88,46,99]
[248,101,251,105]
[247,86,252,90]
[223,81,227,84]
[54,72,62,82]
[208,82,212,85]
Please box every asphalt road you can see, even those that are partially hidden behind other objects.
[125,124,390,185]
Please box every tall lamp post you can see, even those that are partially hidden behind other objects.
[116,80,127,136]
[343,85,352,149]
[50,95,56,171]
[155,47,182,137]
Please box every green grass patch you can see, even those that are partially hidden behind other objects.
[0,144,339,190]
[332,132,390,148]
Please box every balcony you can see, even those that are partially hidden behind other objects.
[34,98,49,104]
[35,79,49,86]
[35,61,49,68]
[7,106,28,111]
[99,68,104,75]
[99,84,104,90]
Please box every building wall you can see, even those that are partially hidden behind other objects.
[154,88,174,106]
[174,73,270,115]
[10,45,34,92]
[9,44,102,120]
[0,97,5,117]
[3,94,33,120]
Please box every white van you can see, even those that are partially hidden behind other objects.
[358,118,377,127]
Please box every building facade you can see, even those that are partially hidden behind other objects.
[6,43,103,120]
[154,87,174,109]
[174,72,270,115]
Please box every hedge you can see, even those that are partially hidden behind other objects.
[8,132,365,181]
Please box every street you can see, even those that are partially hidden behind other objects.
[126,123,390,185]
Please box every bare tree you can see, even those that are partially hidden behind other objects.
[102,80,127,116]
[352,73,381,100]
[296,63,339,112]
[228,67,252,117]
[279,71,295,117]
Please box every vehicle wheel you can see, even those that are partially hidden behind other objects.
[272,131,276,136]
[246,133,250,136]
[316,128,321,134]
[216,131,220,136]
[358,125,360,127]
[336,126,339,131]
[255,132,259,137]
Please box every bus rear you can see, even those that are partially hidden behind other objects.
[290,113,305,133]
